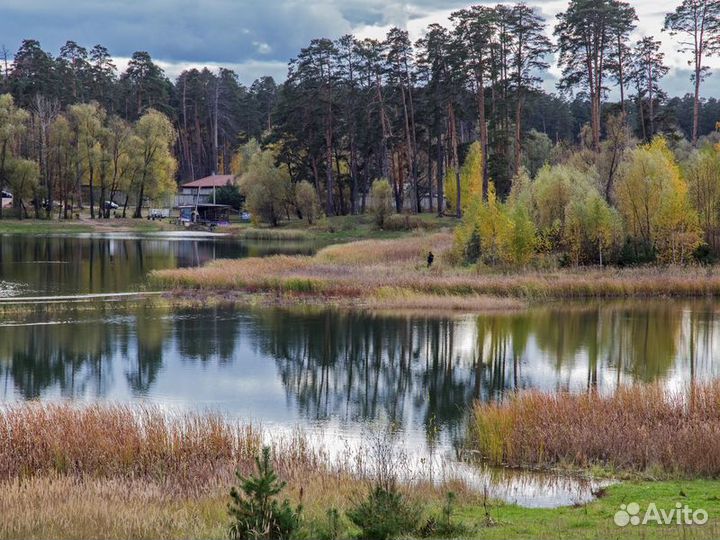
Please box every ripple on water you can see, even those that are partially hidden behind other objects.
[0,281,26,298]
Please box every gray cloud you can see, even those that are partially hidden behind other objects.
[1,0,718,96]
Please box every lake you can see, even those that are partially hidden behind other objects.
[0,233,716,506]
[1,300,715,433]
[0,232,317,297]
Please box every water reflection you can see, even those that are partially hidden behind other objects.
[0,233,317,297]
[1,300,720,450]
[454,462,613,508]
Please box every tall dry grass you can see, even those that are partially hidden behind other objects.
[314,234,451,265]
[469,383,720,477]
[0,404,342,493]
[152,234,720,309]
[230,227,310,241]
[0,476,227,540]
[0,404,472,539]
[0,403,464,490]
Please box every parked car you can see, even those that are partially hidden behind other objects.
[104,201,119,210]
[1,191,12,209]
[240,211,252,222]
[149,208,170,220]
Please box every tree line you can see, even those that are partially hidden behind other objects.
[1,0,720,223]
[270,0,720,219]
[0,94,176,218]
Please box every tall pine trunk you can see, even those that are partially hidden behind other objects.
[476,70,488,200]
[448,103,461,219]
[324,118,335,216]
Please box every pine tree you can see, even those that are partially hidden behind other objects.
[664,0,720,145]
[555,0,638,151]
[228,446,300,540]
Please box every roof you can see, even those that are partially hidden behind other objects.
[182,174,235,188]
[178,203,232,209]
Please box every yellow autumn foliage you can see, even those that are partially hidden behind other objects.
[616,137,701,263]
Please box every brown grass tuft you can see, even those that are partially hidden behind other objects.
[0,404,474,539]
[469,383,720,477]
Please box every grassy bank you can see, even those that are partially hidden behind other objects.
[152,233,720,310]
[227,213,457,242]
[3,403,720,539]
[0,213,454,241]
[0,220,93,234]
[0,403,466,539]
[4,476,720,539]
[0,218,179,235]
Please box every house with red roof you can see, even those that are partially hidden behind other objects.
[176,174,236,206]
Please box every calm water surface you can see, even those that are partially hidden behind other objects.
[0,232,316,297]
[2,234,717,506]
[2,301,716,419]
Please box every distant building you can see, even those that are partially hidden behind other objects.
[176,174,236,207]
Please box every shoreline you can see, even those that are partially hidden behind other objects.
[151,234,720,307]
[0,402,718,539]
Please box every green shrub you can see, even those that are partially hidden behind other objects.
[371,179,393,228]
[419,492,469,538]
[216,182,244,210]
[309,507,346,540]
[228,446,301,540]
[382,214,423,231]
[693,243,715,264]
[618,237,656,266]
[295,180,321,225]
[346,486,418,540]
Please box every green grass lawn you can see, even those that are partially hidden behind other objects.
[453,481,720,539]
[0,218,177,234]
[229,213,459,243]
[0,220,94,234]
[0,213,458,241]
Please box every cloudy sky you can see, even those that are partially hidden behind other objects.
[2,0,718,97]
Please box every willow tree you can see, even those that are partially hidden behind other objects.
[0,94,29,219]
[102,115,134,217]
[48,114,75,218]
[239,147,292,226]
[70,102,106,218]
[131,109,176,218]
[7,158,39,218]
[615,138,701,262]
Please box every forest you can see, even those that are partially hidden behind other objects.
[2,0,720,264]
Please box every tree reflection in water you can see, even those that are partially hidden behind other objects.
[0,300,719,446]
[0,233,318,297]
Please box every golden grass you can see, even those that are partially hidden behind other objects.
[314,234,450,265]
[0,476,227,540]
[228,226,310,241]
[0,404,262,492]
[0,403,473,539]
[367,288,527,312]
[469,383,720,477]
[152,234,720,310]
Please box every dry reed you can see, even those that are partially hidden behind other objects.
[0,403,337,493]
[152,235,720,307]
[0,403,472,539]
[469,383,720,477]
